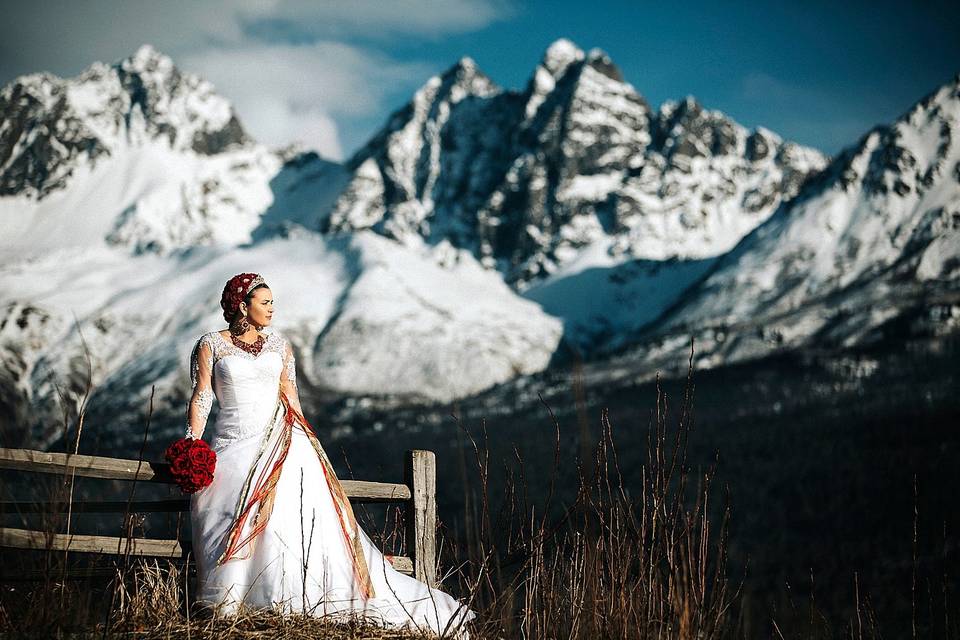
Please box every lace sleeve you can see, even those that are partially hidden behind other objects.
[280,337,304,417]
[186,334,215,439]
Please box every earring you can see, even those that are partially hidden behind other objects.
[230,314,251,335]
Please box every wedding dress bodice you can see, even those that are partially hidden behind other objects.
[195,331,288,450]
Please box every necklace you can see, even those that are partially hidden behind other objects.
[231,332,266,356]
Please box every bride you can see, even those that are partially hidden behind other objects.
[185,272,476,637]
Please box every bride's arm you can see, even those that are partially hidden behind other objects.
[281,339,305,417]
[186,336,215,440]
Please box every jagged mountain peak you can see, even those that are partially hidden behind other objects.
[788,71,958,219]
[429,55,499,99]
[0,45,285,258]
[62,45,179,98]
[909,71,960,117]
[451,55,479,73]
[534,39,625,86]
[369,53,500,135]
[540,38,585,78]
[329,51,506,239]
[651,94,744,166]
[343,53,500,168]
[326,37,826,287]
[794,70,960,203]
[657,95,712,128]
[584,47,624,83]
[522,38,644,128]
[0,46,253,199]
[122,43,176,75]
[641,72,960,369]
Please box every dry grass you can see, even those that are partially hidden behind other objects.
[2,334,954,638]
[442,341,741,639]
[1,558,433,638]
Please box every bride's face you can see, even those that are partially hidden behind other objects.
[243,286,274,329]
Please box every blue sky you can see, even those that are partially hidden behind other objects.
[2,0,957,161]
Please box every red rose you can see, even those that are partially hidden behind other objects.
[170,456,189,475]
[164,440,185,463]
[164,437,217,494]
[187,446,206,467]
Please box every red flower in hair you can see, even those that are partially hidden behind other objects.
[220,273,263,323]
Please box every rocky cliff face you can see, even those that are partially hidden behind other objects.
[606,73,960,376]
[0,45,250,200]
[0,45,284,258]
[0,45,568,449]
[325,38,828,288]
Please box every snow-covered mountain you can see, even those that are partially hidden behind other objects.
[325,38,827,288]
[0,44,284,256]
[0,45,562,448]
[599,72,960,378]
[2,39,955,451]
[0,233,562,450]
[1,44,250,197]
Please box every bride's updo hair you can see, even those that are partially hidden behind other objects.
[220,273,268,323]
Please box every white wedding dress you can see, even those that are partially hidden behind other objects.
[185,330,475,637]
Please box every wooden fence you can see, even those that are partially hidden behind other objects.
[0,447,437,588]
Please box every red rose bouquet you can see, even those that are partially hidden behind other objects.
[164,437,217,494]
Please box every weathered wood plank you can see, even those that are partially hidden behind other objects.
[404,449,437,588]
[0,526,413,577]
[0,448,411,501]
[368,554,413,576]
[0,527,187,557]
[0,447,170,482]
[341,480,411,502]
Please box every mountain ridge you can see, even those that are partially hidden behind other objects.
[325,38,828,288]
[597,70,960,376]
[1,39,956,450]
[0,44,251,201]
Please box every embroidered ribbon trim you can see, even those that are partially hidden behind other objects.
[214,391,376,600]
[214,396,286,565]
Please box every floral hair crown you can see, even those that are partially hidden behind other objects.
[244,274,266,293]
[220,273,267,322]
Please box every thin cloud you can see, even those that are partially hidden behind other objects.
[0,0,509,160]
[181,41,433,159]
[238,0,514,40]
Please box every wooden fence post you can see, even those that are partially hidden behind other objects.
[404,449,437,587]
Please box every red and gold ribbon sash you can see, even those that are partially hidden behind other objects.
[214,391,376,600]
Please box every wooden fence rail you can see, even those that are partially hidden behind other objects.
[0,446,436,587]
